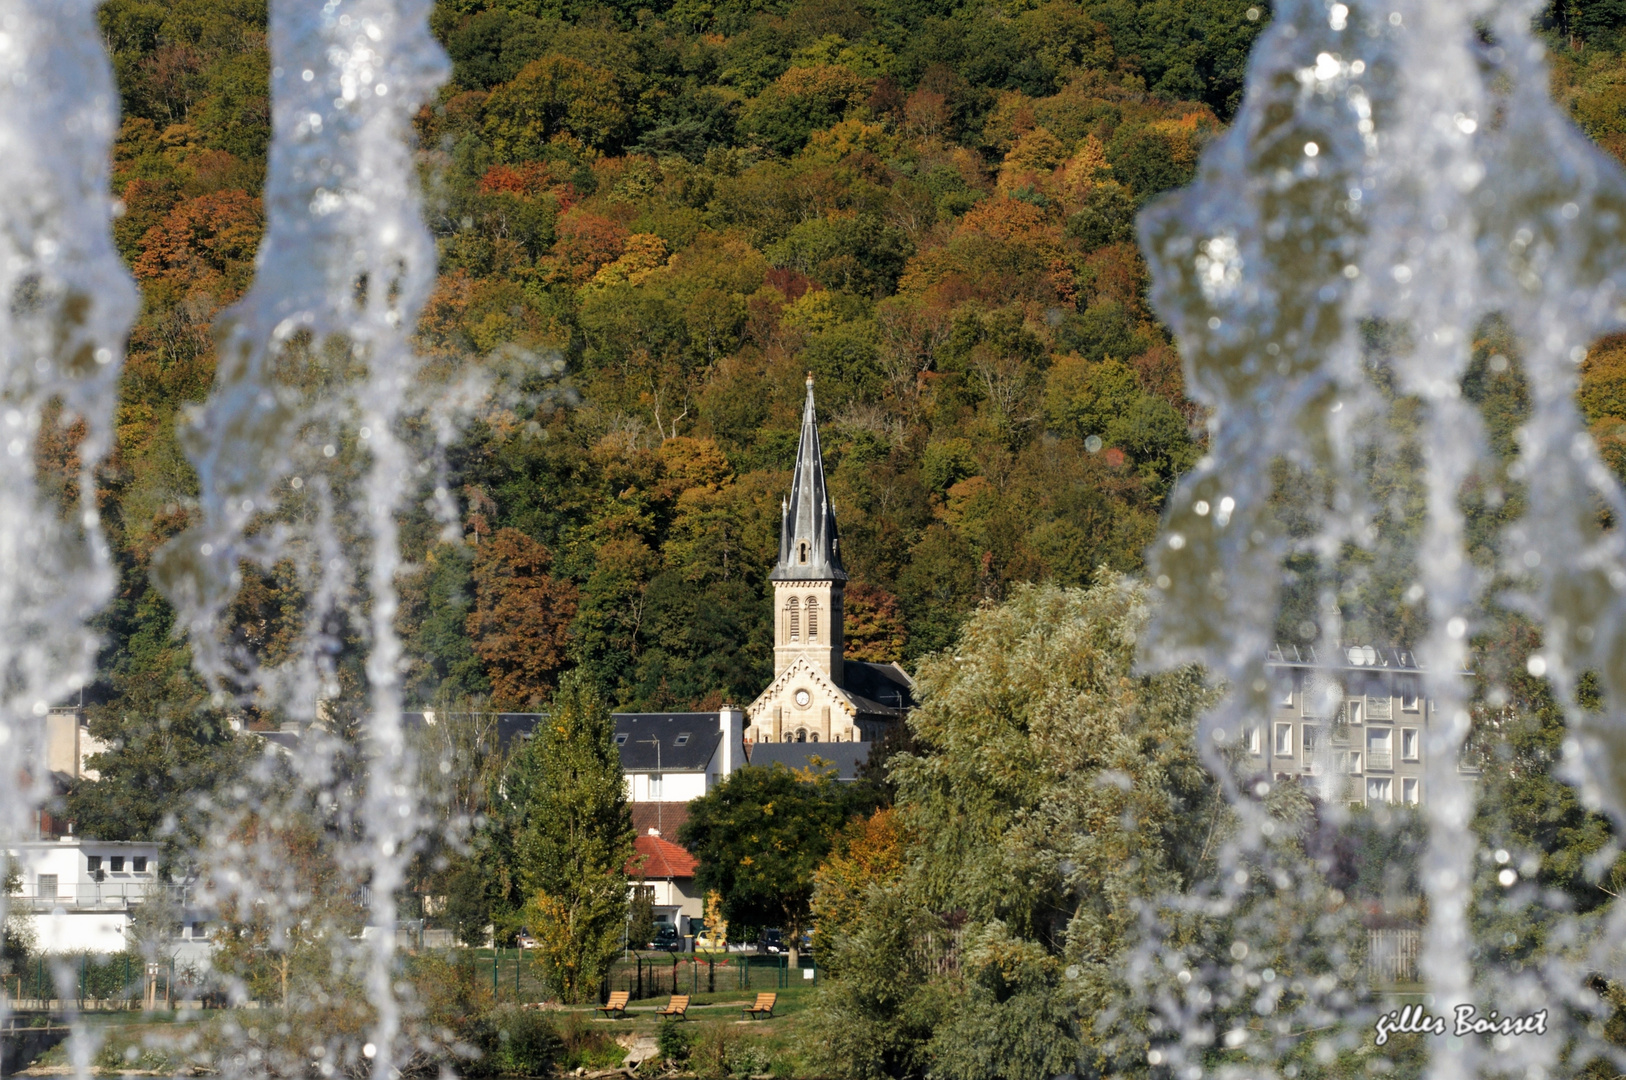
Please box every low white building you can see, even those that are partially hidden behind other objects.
[5,838,163,954]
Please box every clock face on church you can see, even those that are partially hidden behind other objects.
[794,689,810,707]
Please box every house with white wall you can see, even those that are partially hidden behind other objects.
[614,707,745,809]
[5,837,163,954]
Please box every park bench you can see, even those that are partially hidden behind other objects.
[596,991,630,1019]
[742,992,777,1019]
[655,994,690,1020]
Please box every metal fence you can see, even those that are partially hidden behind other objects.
[1368,928,1421,984]
[2,954,177,1011]
[606,953,811,1001]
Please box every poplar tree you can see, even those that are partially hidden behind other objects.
[504,671,634,1003]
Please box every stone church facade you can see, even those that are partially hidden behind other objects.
[746,377,913,745]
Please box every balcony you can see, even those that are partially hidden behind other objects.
[1367,750,1393,771]
[8,882,177,913]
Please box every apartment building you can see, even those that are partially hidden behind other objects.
[1243,641,1477,807]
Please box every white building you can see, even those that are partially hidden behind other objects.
[1253,631,1479,807]
[615,707,745,805]
[5,838,163,954]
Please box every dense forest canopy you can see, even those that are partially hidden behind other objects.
[76,0,1626,743]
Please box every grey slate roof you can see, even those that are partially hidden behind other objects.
[842,661,914,714]
[1265,644,1470,674]
[748,741,872,781]
[772,376,846,583]
[399,712,544,749]
[614,713,723,772]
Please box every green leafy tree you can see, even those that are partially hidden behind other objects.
[500,672,634,1002]
[814,577,1226,1080]
[3,859,33,974]
[69,597,244,847]
[680,764,879,963]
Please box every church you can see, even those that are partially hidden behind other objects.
[744,375,913,745]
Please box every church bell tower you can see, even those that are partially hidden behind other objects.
[771,375,846,685]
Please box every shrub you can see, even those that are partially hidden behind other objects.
[486,1004,564,1076]
[657,1020,693,1064]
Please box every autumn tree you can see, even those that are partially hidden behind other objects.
[132,188,264,300]
[842,582,908,662]
[467,528,578,710]
[481,55,629,157]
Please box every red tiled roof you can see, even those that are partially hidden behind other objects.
[627,834,697,879]
[631,802,690,837]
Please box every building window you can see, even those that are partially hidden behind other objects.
[1342,751,1363,775]
[1302,725,1320,757]
[675,733,690,747]
[615,733,628,746]
[1401,728,1419,761]
[1367,777,1393,804]
[1347,699,1364,725]
[1274,723,1294,756]
[649,774,663,799]
[37,874,57,900]
[787,597,800,641]
[1279,681,1294,707]
[809,732,819,742]
[1245,726,1261,754]
[132,857,148,874]
[1403,778,1420,805]
[110,856,125,873]
[807,597,819,639]
[1401,681,1421,712]
[795,729,807,743]
[798,541,808,564]
[87,856,101,872]
[1367,728,1393,770]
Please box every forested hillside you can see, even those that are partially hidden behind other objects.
[81,0,1626,737]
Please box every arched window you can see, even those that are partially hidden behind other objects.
[798,541,808,563]
[786,597,799,641]
[806,596,819,640]
[809,732,819,743]
[795,728,807,743]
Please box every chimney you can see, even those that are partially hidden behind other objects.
[718,705,744,775]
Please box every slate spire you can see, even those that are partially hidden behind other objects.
[772,374,846,582]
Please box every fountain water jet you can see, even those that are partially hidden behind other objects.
[1140,0,1626,1074]
[0,0,137,1049]
[146,1,448,1076]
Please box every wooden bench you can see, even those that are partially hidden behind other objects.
[595,991,630,1019]
[655,994,690,1020]
[741,992,777,1019]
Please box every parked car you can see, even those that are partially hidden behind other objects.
[759,928,785,955]
[695,920,725,952]
[649,924,682,951]
[516,929,538,950]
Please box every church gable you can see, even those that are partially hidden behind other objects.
[747,656,861,743]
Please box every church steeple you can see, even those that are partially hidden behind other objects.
[772,375,846,583]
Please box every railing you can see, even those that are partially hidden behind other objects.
[1367,750,1393,771]
[7,882,179,913]
[1366,698,1393,720]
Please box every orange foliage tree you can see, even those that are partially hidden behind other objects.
[467,528,579,709]
[133,189,263,300]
